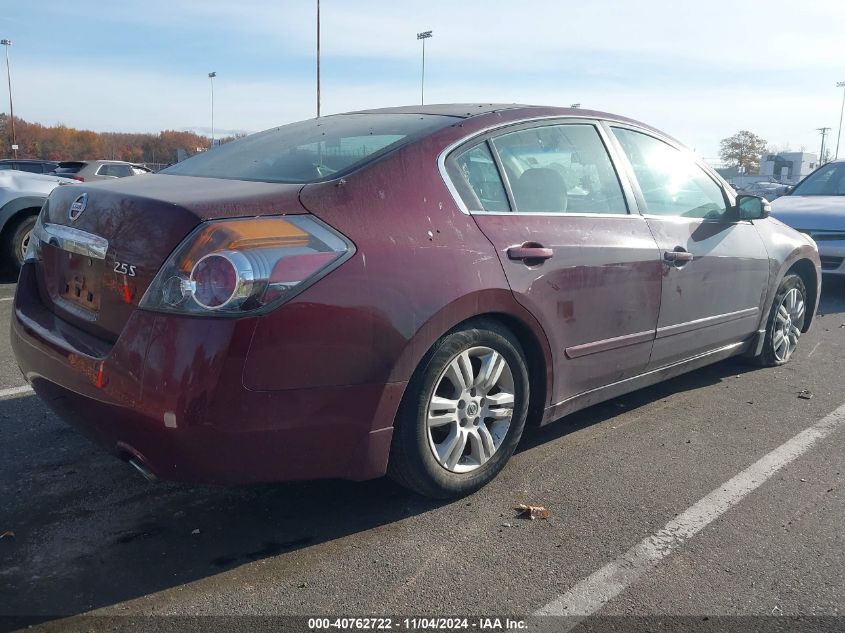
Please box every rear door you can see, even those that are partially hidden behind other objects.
[446,120,663,404]
[607,124,770,368]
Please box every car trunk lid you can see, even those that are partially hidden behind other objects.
[36,174,308,342]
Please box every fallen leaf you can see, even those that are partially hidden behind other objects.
[0,531,14,539]
[515,504,550,520]
[798,389,813,400]
[191,529,200,535]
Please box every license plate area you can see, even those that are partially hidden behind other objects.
[56,252,102,313]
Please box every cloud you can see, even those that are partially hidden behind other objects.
[6,0,844,157]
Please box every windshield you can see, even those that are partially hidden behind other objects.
[161,113,457,184]
[791,161,845,196]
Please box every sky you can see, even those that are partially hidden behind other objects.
[2,0,844,161]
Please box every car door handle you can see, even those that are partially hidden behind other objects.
[663,248,694,266]
[507,244,554,262]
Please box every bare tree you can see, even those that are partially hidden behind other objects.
[719,130,768,175]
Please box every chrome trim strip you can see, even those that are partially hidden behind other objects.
[40,223,109,260]
[549,341,746,410]
[463,210,643,218]
[436,114,642,217]
[655,307,759,339]
[565,329,655,359]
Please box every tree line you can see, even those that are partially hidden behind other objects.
[0,114,240,165]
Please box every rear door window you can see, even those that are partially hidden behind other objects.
[490,124,627,214]
[448,142,510,212]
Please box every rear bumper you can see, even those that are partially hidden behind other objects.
[10,263,402,484]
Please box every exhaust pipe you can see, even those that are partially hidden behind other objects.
[128,457,157,482]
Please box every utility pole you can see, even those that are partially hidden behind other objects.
[417,31,432,105]
[1,39,16,158]
[208,72,216,148]
[316,0,321,117]
[836,81,845,159]
[818,127,831,164]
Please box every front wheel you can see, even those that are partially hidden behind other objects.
[388,321,530,498]
[756,274,807,366]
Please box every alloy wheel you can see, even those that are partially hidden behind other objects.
[426,346,515,473]
[773,287,805,362]
[20,230,31,263]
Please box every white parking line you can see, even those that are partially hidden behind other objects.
[535,402,845,624]
[0,297,13,302]
[0,385,33,399]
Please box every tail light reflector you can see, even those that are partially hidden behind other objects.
[139,215,353,316]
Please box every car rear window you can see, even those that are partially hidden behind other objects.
[53,162,86,175]
[161,113,457,183]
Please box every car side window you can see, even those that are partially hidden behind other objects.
[96,165,112,176]
[18,163,42,174]
[490,124,627,214]
[449,142,510,212]
[612,127,728,220]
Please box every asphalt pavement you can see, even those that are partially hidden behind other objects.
[1,268,844,633]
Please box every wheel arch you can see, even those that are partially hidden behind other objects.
[0,196,45,235]
[783,257,819,333]
[387,289,554,426]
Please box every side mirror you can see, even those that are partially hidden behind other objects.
[736,194,771,220]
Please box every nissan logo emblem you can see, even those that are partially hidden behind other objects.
[68,193,88,222]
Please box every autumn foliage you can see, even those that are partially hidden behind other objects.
[0,113,237,165]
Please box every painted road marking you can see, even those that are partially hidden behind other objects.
[535,402,845,623]
[0,385,33,399]
[0,297,13,302]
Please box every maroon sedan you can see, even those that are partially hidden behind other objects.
[11,105,821,498]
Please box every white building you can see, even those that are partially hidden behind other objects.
[758,152,818,184]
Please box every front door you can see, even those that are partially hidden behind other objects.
[608,125,770,368]
[445,121,663,404]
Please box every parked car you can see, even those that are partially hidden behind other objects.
[738,181,792,200]
[0,159,60,174]
[51,160,152,182]
[12,104,821,498]
[771,159,845,276]
[0,170,75,271]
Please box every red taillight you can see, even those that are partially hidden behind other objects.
[139,216,353,316]
[69,175,84,181]
[269,251,338,285]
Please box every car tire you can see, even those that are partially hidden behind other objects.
[755,274,807,367]
[3,213,37,273]
[388,320,530,499]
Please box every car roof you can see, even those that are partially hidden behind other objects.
[340,103,669,140]
[0,158,55,163]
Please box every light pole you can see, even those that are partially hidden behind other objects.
[836,81,845,159]
[208,71,216,149]
[417,30,432,105]
[1,39,16,158]
[316,0,321,117]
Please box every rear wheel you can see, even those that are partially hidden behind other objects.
[2,213,37,273]
[756,274,807,366]
[388,320,529,498]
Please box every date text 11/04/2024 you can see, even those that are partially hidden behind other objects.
[306,617,528,630]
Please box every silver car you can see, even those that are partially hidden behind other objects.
[51,160,152,182]
[771,159,845,276]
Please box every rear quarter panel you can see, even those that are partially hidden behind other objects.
[241,133,554,408]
